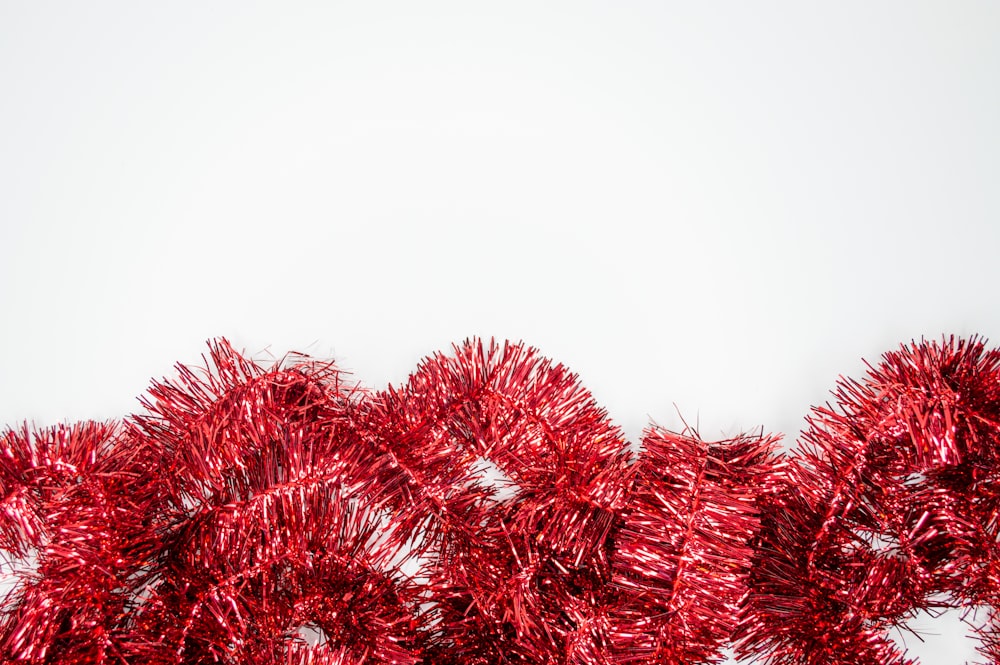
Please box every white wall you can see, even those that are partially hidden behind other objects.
[2,2,998,662]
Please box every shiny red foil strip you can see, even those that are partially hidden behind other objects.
[1,336,998,664]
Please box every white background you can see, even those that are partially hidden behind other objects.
[1,2,998,662]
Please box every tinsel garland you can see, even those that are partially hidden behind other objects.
[1,336,998,664]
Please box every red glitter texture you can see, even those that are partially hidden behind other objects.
[126,341,426,665]
[610,426,779,664]
[0,421,164,662]
[358,340,633,664]
[737,336,1000,665]
[1,336,999,664]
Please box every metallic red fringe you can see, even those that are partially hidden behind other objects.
[1,336,998,664]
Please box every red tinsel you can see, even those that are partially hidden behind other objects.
[736,336,1000,665]
[2,336,999,664]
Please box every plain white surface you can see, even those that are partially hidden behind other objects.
[1,2,998,662]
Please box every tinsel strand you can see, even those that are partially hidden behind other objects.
[2,336,999,664]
